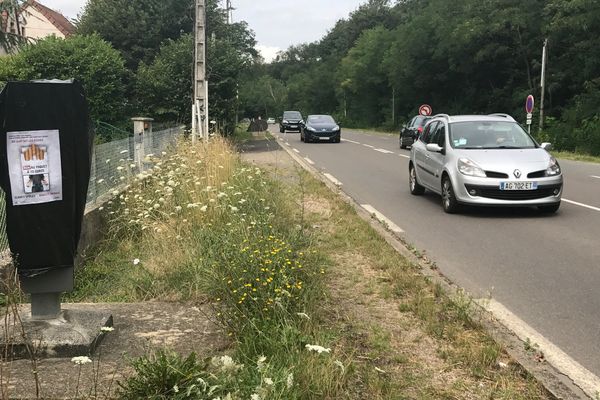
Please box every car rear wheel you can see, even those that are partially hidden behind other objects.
[442,177,460,214]
[400,137,407,149]
[280,128,284,133]
[409,165,425,195]
[538,202,560,213]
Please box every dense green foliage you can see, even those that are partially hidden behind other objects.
[0,34,128,125]
[239,0,600,154]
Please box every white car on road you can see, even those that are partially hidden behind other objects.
[409,114,563,213]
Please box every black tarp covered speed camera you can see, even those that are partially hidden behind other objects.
[0,80,93,287]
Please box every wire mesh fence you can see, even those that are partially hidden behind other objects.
[0,125,185,254]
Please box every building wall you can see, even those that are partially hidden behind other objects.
[22,6,66,40]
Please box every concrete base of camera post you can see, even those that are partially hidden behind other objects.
[1,303,113,360]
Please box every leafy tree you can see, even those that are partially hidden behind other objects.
[77,0,194,69]
[135,34,193,123]
[0,34,128,125]
[0,0,27,52]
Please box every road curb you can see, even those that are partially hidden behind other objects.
[273,134,592,400]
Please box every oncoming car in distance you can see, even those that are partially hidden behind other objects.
[400,115,431,149]
[280,111,304,133]
[267,117,276,124]
[409,114,563,213]
[301,115,341,143]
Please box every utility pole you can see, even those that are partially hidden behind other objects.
[392,87,395,126]
[539,38,548,132]
[225,0,234,24]
[192,0,208,142]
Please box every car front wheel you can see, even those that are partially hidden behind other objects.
[442,176,460,213]
[409,165,425,195]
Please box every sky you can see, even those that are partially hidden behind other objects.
[40,0,367,62]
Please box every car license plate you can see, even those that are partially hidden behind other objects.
[290,125,297,128]
[319,137,330,140]
[499,182,538,190]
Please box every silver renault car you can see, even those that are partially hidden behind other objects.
[408,114,563,213]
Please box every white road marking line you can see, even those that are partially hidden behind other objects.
[285,142,290,146]
[292,148,300,153]
[361,204,404,234]
[374,148,394,154]
[398,154,410,159]
[363,144,374,149]
[591,175,600,179]
[563,198,600,212]
[323,173,342,186]
[304,157,315,165]
[479,299,600,399]
[343,139,361,144]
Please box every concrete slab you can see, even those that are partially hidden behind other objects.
[1,305,112,359]
[1,302,226,399]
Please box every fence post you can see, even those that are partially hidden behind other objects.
[131,117,153,172]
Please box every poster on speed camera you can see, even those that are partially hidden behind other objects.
[6,129,63,206]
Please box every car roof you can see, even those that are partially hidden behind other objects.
[307,114,333,118]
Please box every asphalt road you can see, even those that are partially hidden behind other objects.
[272,126,600,380]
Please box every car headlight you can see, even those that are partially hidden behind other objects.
[300,120,305,125]
[306,126,316,132]
[282,120,289,124]
[333,125,340,131]
[545,157,561,176]
[458,158,486,178]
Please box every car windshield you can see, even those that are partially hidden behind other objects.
[414,116,430,127]
[283,112,302,119]
[308,115,335,124]
[449,121,537,149]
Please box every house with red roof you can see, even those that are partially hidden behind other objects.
[1,0,74,54]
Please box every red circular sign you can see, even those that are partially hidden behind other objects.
[525,95,535,114]
[419,104,432,116]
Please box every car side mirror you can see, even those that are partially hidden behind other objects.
[541,142,552,151]
[426,143,443,153]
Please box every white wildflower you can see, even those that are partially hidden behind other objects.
[116,166,124,171]
[217,192,227,198]
[250,395,260,400]
[305,344,331,354]
[173,385,179,393]
[71,356,92,365]
[130,164,136,168]
[153,203,160,209]
[112,190,119,196]
[133,258,140,265]
[101,327,114,333]
[334,360,345,373]
[200,205,208,212]
[175,206,182,212]
[257,355,267,371]
[264,377,273,386]
[209,199,216,203]
[105,159,110,163]
[286,373,294,389]
[97,179,105,184]
[229,206,239,212]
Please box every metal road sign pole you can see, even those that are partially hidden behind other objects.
[193,0,207,141]
[539,38,548,132]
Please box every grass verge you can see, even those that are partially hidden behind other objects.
[70,135,551,399]
[553,150,600,164]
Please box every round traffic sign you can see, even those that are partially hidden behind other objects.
[525,95,535,114]
[419,104,432,116]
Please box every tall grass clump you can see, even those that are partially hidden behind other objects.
[73,137,347,398]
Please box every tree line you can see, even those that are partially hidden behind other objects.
[0,0,257,138]
[239,0,600,155]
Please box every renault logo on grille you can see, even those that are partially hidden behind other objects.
[514,169,522,178]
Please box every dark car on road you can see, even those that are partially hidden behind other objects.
[280,111,304,133]
[301,115,341,143]
[400,115,432,149]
